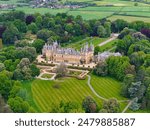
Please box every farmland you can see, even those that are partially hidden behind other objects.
[1,0,150,22]
[21,74,127,112]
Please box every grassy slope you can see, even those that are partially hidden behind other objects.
[64,37,108,50]
[31,77,102,112]
[90,74,126,100]
[100,39,118,52]
[21,74,127,112]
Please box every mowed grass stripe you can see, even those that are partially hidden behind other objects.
[92,77,121,98]
[62,78,90,102]
[90,74,126,100]
[64,79,83,102]
[32,84,51,110]
[29,74,126,112]
[32,88,48,112]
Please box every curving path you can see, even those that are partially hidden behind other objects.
[87,75,130,103]
[87,75,108,101]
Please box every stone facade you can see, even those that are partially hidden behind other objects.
[42,41,94,64]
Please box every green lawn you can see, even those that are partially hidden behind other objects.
[20,74,128,112]
[68,10,114,20]
[90,74,126,100]
[41,73,53,78]
[100,39,118,51]
[64,37,108,50]
[31,77,102,112]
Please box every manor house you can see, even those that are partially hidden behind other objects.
[42,41,94,64]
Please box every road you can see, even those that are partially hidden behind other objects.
[98,33,119,47]
[122,100,133,113]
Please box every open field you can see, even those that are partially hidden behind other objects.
[0,0,19,5]
[15,7,69,15]
[108,15,150,23]
[93,0,150,6]
[1,0,150,22]
[21,74,127,112]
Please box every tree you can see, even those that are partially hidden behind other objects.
[106,56,132,81]
[28,23,38,34]
[16,46,37,62]
[141,28,150,38]
[128,81,146,100]
[94,46,101,55]
[0,38,3,49]
[26,15,35,24]
[56,63,68,77]
[129,51,146,70]
[82,96,98,113]
[65,23,74,34]
[0,95,12,113]
[4,59,20,72]
[13,58,32,80]
[112,19,128,33]
[128,40,150,55]
[30,64,40,77]
[0,26,6,38]
[35,15,42,29]
[32,39,45,53]
[129,97,140,111]
[116,35,134,55]
[37,29,56,42]
[93,61,108,76]
[0,63,5,72]
[50,101,84,113]
[9,81,21,98]
[0,70,13,100]
[146,85,150,108]
[13,19,27,33]
[101,98,120,113]
[104,22,111,37]
[129,21,145,31]
[2,24,21,44]
[97,25,106,37]
[8,96,30,113]
[121,74,135,97]
[118,27,135,39]
[132,32,147,41]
